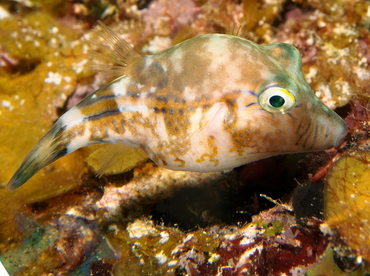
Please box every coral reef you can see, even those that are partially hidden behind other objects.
[0,0,370,275]
[110,207,329,276]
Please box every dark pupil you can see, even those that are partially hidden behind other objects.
[269,95,285,108]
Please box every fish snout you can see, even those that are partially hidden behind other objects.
[309,107,348,151]
[331,115,348,147]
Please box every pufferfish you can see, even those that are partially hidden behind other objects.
[7,21,347,190]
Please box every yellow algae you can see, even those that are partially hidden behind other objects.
[107,218,218,275]
[0,62,87,202]
[0,12,79,63]
[0,61,85,255]
[29,0,69,16]
[325,153,370,262]
[241,0,284,33]
[0,13,90,202]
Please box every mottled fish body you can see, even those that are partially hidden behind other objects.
[7,21,347,190]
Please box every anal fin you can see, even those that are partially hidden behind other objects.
[86,144,148,177]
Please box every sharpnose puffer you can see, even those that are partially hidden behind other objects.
[7,21,347,190]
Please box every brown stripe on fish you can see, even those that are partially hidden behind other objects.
[113,96,159,140]
[88,115,128,142]
[152,106,191,156]
[59,125,85,141]
[50,124,72,153]
[61,111,128,150]
[78,96,119,121]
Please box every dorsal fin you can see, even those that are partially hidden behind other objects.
[226,23,242,37]
[89,20,143,80]
[225,23,251,40]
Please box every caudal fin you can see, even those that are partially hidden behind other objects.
[7,21,143,190]
[7,121,69,190]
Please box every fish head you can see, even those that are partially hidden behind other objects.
[228,42,347,158]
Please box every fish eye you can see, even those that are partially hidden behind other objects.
[269,95,285,107]
[259,86,295,113]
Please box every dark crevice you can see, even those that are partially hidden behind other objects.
[335,102,351,119]
[137,0,154,10]
[1,56,41,75]
[272,0,314,28]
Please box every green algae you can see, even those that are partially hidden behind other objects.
[0,212,115,276]
[260,220,284,237]
[307,248,366,276]
[0,216,59,276]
